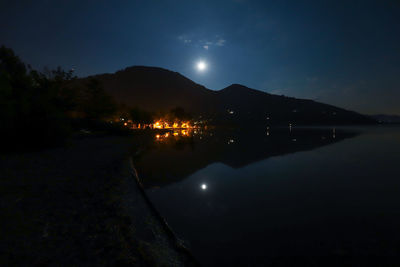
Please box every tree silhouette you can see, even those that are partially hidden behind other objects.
[170,106,192,121]
[0,46,85,149]
[80,78,116,120]
[129,107,153,124]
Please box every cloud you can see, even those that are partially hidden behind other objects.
[216,39,226,46]
[178,35,192,44]
[178,34,226,48]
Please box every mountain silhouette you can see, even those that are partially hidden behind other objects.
[370,114,400,124]
[74,66,375,125]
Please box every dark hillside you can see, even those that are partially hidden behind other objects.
[73,66,376,125]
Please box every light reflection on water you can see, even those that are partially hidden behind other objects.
[133,126,400,266]
[134,127,356,188]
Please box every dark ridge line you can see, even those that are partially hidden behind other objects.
[128,158,200,267]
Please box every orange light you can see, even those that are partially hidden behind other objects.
[165,133,169,137]
[173,122,179,128]
[156,134,160,139]
[153,121,163,129]
[124,122,128,126]
[173,132,179,136]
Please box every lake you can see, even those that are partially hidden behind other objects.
[133,126,400,266]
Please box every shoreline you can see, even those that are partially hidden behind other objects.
[128,158,200,266]
[0,135,196,266]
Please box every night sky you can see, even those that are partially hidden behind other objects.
[1,0,399,114]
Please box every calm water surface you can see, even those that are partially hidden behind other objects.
[133,126,400,266]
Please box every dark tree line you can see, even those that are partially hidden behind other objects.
[0,46,116,150]
[169,106,192,121]
[126,106,192,126]
[0,45,195,150]
[80,79,116,120]
[128,107,153,124]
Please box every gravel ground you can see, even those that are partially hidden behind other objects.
[0,135,192,266]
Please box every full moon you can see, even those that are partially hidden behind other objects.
[197,61,207,71]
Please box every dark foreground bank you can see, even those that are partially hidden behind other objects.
[0,135,194,266]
